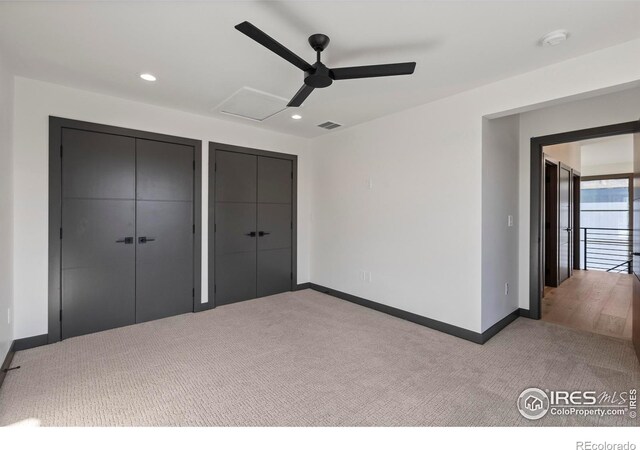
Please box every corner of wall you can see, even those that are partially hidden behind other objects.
[0,51,15,363]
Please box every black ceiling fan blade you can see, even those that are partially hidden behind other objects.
[287,84,315,107]
[330,62,416,80]
[235,21,313,72]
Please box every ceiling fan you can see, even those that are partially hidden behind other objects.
[235,21,417,107]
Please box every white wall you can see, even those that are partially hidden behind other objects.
[481,115,519,330]
[10,38,640,340]
[0,53,14,361]
[517,87,640,309]
[310,38,640,334]
[12,78,311,340]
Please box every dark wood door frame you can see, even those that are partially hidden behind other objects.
[208,142,298,308]
[49,117,203,344]
[529,120,640,319]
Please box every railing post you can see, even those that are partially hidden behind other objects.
[629,231,633,274]
[583,228,587,270]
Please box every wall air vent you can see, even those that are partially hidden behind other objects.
[317,121,342,130]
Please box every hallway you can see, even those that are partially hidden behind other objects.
[543,269,632,340]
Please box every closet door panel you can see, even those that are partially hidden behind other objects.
[135,139,195,323]
[257,157,292,204]
[257,203,291,251]
[257,248,291,298]
[61,129,136,339]
[136,200,193,322]
[215,151,257,203]
[256,156,293,297]
[215,252,258,305]
[137,140,194,202]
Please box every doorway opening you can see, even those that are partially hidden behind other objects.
[530,121,640,348]
[541,137,633,340]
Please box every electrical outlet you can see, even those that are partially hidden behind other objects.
[507,215,514,227]
[360,270,366,281]
[367,272,372,283]
[504,282,509,296]
[367,178,373,190]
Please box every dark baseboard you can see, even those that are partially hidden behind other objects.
[518,308,534,319]
[481,310,520,343]
[296,282,311,290]
[14,334,48,351]
[306,283,518,344]
[0,341,16,390]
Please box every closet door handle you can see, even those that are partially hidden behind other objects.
[116,237,134,244]
[245,232,257,237]
[138,236,156,244]
[258,231,271,237]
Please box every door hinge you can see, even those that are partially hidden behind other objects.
[193,223,195,234]
[192,288,195,298]
[290,272,293,280]
[291,171,293,179]
[60,145,63,158]
[193,160,196,170]
[214,162,217,172]
[214,223,216,233]
[59,309,62,322]
[60,227,63,239]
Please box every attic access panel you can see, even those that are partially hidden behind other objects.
[216,87,288,122]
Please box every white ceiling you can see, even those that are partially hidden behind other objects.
[580,134,634,167]
[0,1,639,138]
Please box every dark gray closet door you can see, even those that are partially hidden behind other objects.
[257,157,292,297]
[61,129,136,339]
[135,139,194,322]
[214,151,258,305]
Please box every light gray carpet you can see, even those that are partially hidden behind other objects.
[0,289,638,426]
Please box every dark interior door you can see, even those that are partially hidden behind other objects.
[632,132,640,360]
[214,150,258,305]
[213,150,294,305]
[257,157,293,297]
[61,129,136,339]
[544,162,559,287]
[558,164,571,284]
[135,139,194,322]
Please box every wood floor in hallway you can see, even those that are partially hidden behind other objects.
[543,269,632,340]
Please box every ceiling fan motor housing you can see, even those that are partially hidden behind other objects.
[305,34,333,88]
[305,62,333,88]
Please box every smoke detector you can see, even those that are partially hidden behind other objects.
[540,30,569,47]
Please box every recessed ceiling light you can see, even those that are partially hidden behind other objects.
[140,73,157,82]
[540,30,569,47]
[291,114,302,120]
